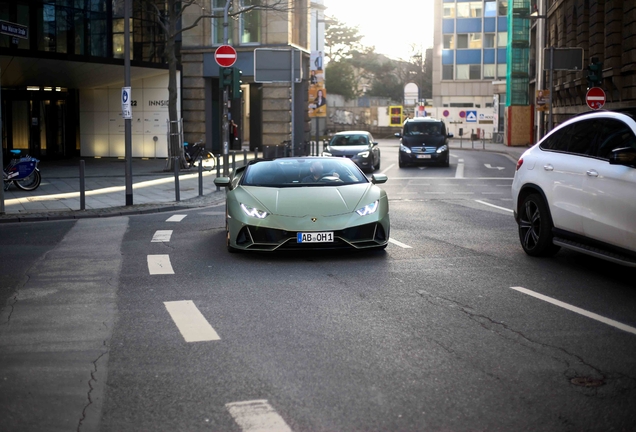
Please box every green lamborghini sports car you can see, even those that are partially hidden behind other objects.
[214,157,390,252]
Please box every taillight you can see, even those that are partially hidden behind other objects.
[516,158,524,171]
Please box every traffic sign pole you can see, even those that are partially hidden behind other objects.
[215,43,237,174]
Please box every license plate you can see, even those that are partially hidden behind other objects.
[297,232,334,243]
[416,154,432,159]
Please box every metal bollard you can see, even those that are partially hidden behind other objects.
[223,153,229,177]
[243,149,247,166]
[216,154,221,191]
[198,156,203,196]
[254,147,258,160]
[232,152,236,171]
[173,156,180,202]
[79,160,86,210]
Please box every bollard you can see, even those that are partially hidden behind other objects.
[173,156,180,202]
[79,160,86,210]
[232,152,236,171]
[243,149,247,166]
[198,156,203,196]
[254,147,258,160]
[216,154,221,191]
[223,153,229,177]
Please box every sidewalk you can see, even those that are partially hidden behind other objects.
[0,140,530,223]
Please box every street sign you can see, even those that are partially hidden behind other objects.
[215,45,237,67]
[466,110,477,122]
[586,87,606,110]
[543,47,584,70]
[0,20,28,39]
[121,87,132,119]
[254,48,302,83]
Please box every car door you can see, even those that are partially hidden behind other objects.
[582,118,636,252]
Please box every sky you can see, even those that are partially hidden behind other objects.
[322,0,435,61]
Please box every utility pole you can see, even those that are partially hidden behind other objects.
[124,0,133,205]
[222,0,231,175]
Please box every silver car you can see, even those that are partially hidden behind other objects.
[323,131,381,172]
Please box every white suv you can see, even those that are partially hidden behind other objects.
[512,111,636,266]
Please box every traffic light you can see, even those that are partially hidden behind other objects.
[232,67,242,98]
[220,67,233,88]
[586,57,603,89]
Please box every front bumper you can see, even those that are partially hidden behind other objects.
[400,148,447,164]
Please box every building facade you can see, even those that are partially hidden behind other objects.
[180,0,312,154]
[0,0,174,159]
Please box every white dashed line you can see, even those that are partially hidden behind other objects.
[226,400,293,432]
[164,300,221,342]
[147,254,175,274]
[455,159,464,178]
[510,287,636,336]
[389,238,413,248]
[151,230,173,242]
[474,200,513,213]
[166,214,187,222]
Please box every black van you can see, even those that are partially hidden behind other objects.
[395,118,453,167]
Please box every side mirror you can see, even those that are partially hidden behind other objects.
[371,174,388,184]
[447,133,454,138]
[394,132,402,138]
[214,177,231,187]
[372,141,379,146]
[609,147,636,168]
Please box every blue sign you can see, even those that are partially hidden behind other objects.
[466,110,477,122]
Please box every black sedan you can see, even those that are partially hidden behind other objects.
[323,131,381,172]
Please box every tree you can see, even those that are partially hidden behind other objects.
[324,61,359,100]
[139,0,290,170]
[324,16,364,62]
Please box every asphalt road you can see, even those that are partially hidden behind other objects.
[1,141,635,431]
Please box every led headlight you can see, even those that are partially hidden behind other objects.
[400,144,412,154]
[357,151,370,158]
[356,200,379,216]
[436,145,448,154]
[240,203,269,219]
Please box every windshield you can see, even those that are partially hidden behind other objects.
[241,158,369,187]
[329,134,369,146]
[404,122,442,136]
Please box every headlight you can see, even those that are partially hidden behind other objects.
[436,145,448,154]
[240,203,268,219]
[400,144,411,154]
[357,151,370,158]
[322,151,332,157]
[356,200,379,216]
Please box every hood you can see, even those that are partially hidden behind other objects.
[237,183,376,217]
[327,144,371,155]
[402,134,445,148]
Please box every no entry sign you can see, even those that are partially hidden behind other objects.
[215,45,237,67]
[586,87,606,110]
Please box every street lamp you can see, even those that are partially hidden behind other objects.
[530,2,552,138]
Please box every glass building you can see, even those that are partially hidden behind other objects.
[0,0,172,159]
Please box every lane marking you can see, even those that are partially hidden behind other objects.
[166,214,187,222]
[380,163,395,174]
[390,177,514,180]
[147,254,175,274]
[474,199,513,213]
[455,159,464,179]
[151,230,173,242]
[389,238,412,249]
[481,192,503,195]
[452,192,474,195]
[164,300,221,342]
[510,287,636,336]
[226,400,292,432]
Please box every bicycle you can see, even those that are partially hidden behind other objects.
[3,150,42,191]
[183,141,216,170]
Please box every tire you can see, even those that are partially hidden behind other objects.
[398,157,405,168]
[204,152,216,170]
[374,158,381,171]
[226,217,239,253]
[518,194,560,257]
[14,169,41,191]
[441,153,450,167]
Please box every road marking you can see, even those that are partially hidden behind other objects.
[422,192,445,194]
[450,154,459,159]
[380,163,395,174]
[226,400,292,432]
[484,163,505,170]
[452,192,474,195]
[166,214,187,222]
[389,238,412,248]
[475,199,513,213]
[147,254,175,274]
[151,230,173,242]
[455,159,464,178]
[510,287,636,336]
[390,177,514,180]
[164,300,221,342]
[481,192,503,195]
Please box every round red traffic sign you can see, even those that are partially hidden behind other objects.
[586,87,606,110]
[215,45,237,67]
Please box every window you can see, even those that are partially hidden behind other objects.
[484,34,495,48]
[485,1,497,17]
[240,0,261,44]
[567,120,601,156]
[497,32,507,47]
[469,65,481,79]
[457,3,470,18]
[469,33,482,48]
[484,64,496,79]
[498,0,508,15]
[442,65,454,80]
[457,64,469,79]
[469,2,483,17]
[497,64,507,78]
[443,35,454,49]
[540,128,568,152]
[443,4,455,18]
[457,34,468,49]
[212,0,233,45]
[596,119,636,159]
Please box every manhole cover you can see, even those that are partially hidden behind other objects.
[570,377,604,387]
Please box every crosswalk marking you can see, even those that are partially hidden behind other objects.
[164,300,221,342]
[151,230,173,242]
[147,254,175,274]
[226,400,292,432]
[166,214,187,222]
[455,159,465,178]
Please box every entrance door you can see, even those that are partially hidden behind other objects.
[40,99,68,159]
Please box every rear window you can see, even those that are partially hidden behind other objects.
[404,122,442,136]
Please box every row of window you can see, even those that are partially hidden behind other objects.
[442,64,507,80]
[444,32,507,49]
[211,0,261,45]
[443,0,508,18]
